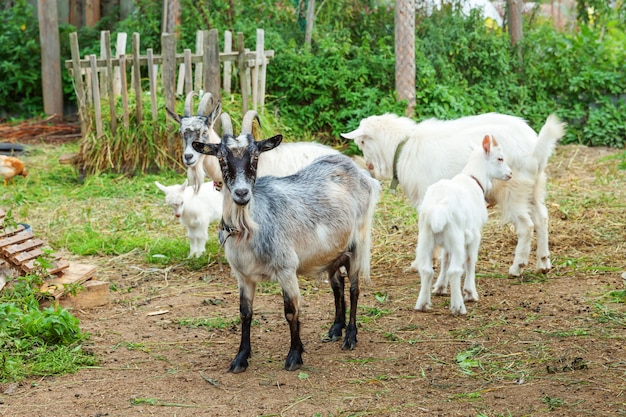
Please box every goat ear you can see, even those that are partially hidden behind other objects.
[257,134,283,153]
[206,101,222,127]
[165,107,181,124]
[482,135,491,154]
[192,141,219,155]
[155,181,167,193]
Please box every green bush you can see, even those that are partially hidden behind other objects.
[0,0,43,117]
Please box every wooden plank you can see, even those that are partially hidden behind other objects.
[55,280,110,310]
[21,256,66,275]
[59,152,79,165]
[38,262,95,297]
[0,230,32,249]
[64,50,275,70]
[0,224,25,239]
[3,238,44,256]
[13,247,54,265]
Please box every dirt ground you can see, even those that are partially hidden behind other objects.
[1,144,625,417]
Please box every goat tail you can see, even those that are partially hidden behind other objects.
[427,207,449,234]
[354,176,382,285]
[533,114,566,173]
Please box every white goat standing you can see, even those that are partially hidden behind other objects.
[191,110,381,373]
[155,179,223,258]
[342,112,566,276]
[414,135,512,315]
[166,91,339,192]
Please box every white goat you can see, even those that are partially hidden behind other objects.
[166,92,339,192]
[342,112,566,276]
[414,135,512,315]
[191,110,381,373]
[155,179,223,258]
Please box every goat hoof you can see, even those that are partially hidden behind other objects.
[284,350,303,371]
[228,352,250,373]
[324,324,344,342]
[342,325,357,350]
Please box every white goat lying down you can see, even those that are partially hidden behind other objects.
[154,179,223,258]
[166,91,339,192]
[191,110,381,373]
[342,112,566,276]
[414,135,512,315]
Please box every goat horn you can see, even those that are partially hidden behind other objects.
[197,92,214,116]
[184,91,197,117]
[241,110,261,138]
[220,113,233,136]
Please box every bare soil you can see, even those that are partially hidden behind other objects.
[1,144,625,417]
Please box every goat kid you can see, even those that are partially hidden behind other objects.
[342,112,565,277]
[155,179,223,258]
[414,135,512,315]
[192,112,380,373]
[166,91,339,192]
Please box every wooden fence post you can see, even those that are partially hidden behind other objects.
[204,29,221,102]
[162,32,177,153]
[113,33,127,96]
[119,55,129,129]
[223,30,232,94]
[69,32,87,135]
[237,32,249,114]
[256,29,266,110]
[132,33,143,124]
[103,31,117,135]
[147,49,158,121]
[89,54,103,136]
[194,31,204,93]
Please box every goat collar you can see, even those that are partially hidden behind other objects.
[390,138,408,190]
[470,175,485,194]
[218,218,239,245]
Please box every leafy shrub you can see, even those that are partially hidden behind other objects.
[0,0,43,118]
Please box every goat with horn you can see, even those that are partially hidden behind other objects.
[167,91,341,193]
[192,110,381,373]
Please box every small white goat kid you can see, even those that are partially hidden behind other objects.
[166,92,339,192]
[155,179,223,258]
[342,112,566,276]
[413,135,512,315]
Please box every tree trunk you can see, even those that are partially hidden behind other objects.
[508,0,523,63]
[395,0,416,116]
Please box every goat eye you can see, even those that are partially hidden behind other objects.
[498,157,504,162]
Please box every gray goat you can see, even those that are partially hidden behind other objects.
[192,111,381,373]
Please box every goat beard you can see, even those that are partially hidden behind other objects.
[223,193,258,242]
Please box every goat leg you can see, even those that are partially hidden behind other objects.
[326,270,346,342]
[228,285,254,373]
[342,274,359,350]
[283,292,304,371]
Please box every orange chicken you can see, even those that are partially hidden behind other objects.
[0,155,28,186]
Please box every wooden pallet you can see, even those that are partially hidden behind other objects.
[0,208,108,308]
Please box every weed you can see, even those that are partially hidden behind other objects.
[177,315,239,331]
[541,395,566,410]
